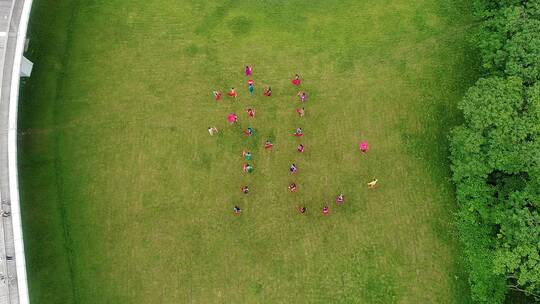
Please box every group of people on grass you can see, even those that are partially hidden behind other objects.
[210,65,377,216]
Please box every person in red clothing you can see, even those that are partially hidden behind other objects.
[291,74,301,86]
[246,108,255,118]
[263,86,272,96]
[297,144,305,153]
[296,107,305,117]
[244,127,254,136]
[264,139,274,150]
[298,206,306,214]
[227,87,237,98]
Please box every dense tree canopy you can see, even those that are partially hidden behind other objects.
[451,78,539,302]
[475,2,540,84]
[450,1,540,302]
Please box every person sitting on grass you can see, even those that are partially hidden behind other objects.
[297,144,305,153]
[296,107,305,117]
[213,89,222,102]
[208,127,218,136]
[292,74,301,86]
[244,127,254,136]
[242,150,252,161]
[246,108,255,118]
[298,206,306,214]
[263,86,272,96]
[241,186,249,194]
[233,206,242,215]
[293,128,303,137]
[243,163,254,173]
[359,141,369,153]
[265,139,274,150]
[297,91,307,103]
[322,205,329,215]
[290,163,298,173]
[288,182,297,192]
[227,113,238,124]
[336,194,344,205]
[227,87,237,98]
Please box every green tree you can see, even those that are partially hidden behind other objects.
[450,78,540,302]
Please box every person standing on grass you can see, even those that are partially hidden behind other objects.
[292,74,301,86]
[297,144,305,153]
[296,107,305,117]
[246,108,255,118]
[245,65,252,76]
[228,87,237,98]
[263,86,272,96]
[336,194,344,205]
[248,83,254,95]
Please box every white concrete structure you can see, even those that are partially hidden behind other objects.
[0,0,33,303]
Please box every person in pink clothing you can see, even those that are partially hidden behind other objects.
[322,205,329,215]
[297,91,307,103]
[227,113,238,124]
[336,194,344,205]
[245,65,252,76]
[297,144,305,153]
[359,141,369,152]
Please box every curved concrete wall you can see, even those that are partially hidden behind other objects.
[5,0,33,303]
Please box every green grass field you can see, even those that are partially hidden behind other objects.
[19,0,479,303]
